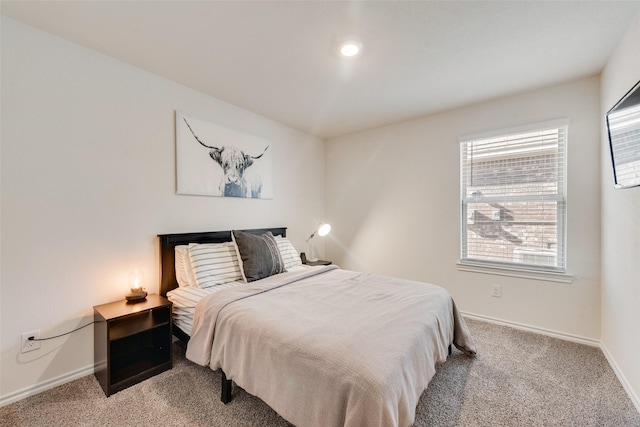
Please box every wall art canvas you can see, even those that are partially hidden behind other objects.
[176,111,273,199]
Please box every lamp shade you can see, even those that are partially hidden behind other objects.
[126,268,147,302]
[317,223,331,237]
[306,223,331,241]
[128,268,145,290]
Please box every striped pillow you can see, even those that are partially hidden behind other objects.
[274,235,302,270]
[188,242,242,288]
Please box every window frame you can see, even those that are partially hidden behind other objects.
[458,119,572,282]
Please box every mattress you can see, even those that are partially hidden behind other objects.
[167,283,242,336]
[167,265,311,335]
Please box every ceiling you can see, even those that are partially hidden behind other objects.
[3,1,640,139]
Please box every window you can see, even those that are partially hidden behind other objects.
[460,121,567,274]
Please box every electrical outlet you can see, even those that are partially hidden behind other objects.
[21,330,41,353]
[491,284,502,298]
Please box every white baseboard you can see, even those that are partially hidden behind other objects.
[601,342,640,414]
[0,364,95,408]
[461,311,601,347]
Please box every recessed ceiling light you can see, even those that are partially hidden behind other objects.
[340,40,362,58]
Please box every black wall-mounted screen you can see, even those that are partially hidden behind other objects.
[606,79,640,189]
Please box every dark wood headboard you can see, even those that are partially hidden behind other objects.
[158,227,287,297]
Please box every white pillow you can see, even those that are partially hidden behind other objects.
[274,235,302,270]
[174,245,195,287]
[188,242,242,288]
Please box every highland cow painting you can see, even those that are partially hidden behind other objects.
[176,111,273,199]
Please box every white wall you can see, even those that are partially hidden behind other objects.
[0,17,325,404]
[326,76,602,342]
[600,13,640,410]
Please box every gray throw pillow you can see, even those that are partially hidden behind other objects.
[232,230,286,282]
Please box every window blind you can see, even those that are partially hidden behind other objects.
[460,122,567,272]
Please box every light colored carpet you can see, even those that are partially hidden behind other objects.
[1,318,639,426]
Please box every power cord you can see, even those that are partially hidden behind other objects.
[28,321,96,341]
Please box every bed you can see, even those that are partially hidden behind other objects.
[158,227,476,427]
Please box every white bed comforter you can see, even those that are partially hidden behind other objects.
[186,266,476,427]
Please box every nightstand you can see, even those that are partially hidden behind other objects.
[305,260,332,266]
[94,294,172,396]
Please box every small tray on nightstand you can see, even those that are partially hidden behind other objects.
[304,260,332,266]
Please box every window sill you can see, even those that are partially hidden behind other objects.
[456,261,574,283]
